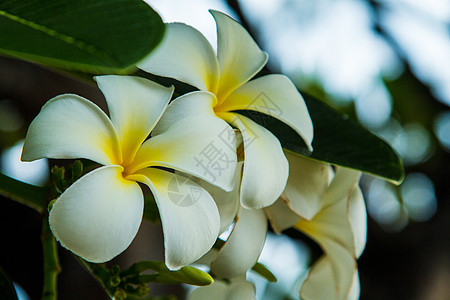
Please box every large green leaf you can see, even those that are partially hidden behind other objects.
[236,93,404,184]
[0,0,163,74]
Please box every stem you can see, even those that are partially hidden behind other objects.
[41,216,61,300]
[0,172,46,212]
[77,259,114,298]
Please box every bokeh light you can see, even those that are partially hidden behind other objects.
[1,140,49,186]
[401,172,437,222]
[434,111,450,151]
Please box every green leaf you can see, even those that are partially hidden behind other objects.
[0,0,164,74]
[0,266,18,300]
[0,172,46,212]
[252,262,277,283]
[236,93,404,184]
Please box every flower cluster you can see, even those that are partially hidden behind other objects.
[22,10,367,300]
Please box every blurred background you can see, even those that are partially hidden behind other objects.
[1,0,449,299]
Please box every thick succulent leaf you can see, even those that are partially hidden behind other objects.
[236,93,404,184]
[0,0,163,74]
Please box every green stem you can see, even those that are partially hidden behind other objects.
[41,216,61,300]
[0,172,46,212]
[77,259,114,298]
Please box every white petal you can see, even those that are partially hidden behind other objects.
[300,257,336,300]
[300,253,357,300]
[299,235,357,300]
[95,75,173,165]
[49,166,143,263]
[211,10,268,101]
[198,162,242,234]
[221,112,288,208]
[266,155,332,233]
[349,187,367,258]
[264,199,301,233]
[226,280,256,300]
[152,91,217,136]
[322,167,362,207]
[210,207,267,278]
[348,271,361,300]
[296,167,361,300]
[297,198,355,259]
[189,281,227,300]
[138,23,219,92]
[283,151,332,220]
[130,115,237,192]
[132,168,220,270]
[217,75,313,149]
[189,279,256,300]
[22,94,121,165]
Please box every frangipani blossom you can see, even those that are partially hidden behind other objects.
[265,152,367,300]
[138,10,313,209]
[21,75,237,269]
[202,151,366,300]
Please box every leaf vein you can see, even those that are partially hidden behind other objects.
[0,9,119,64]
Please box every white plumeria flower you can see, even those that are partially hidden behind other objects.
[138,10,313,209]
[265,152,367,300]
[21,75,237,270]
[201,152,366,300]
